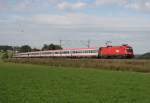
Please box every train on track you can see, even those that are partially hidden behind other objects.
[13,44,134,59]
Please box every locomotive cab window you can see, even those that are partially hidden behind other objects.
[126,48,133,52]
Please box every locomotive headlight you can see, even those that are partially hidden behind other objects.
[116,50,119,53]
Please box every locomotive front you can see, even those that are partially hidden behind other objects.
[125,45,134,58]
[98,44,134,59]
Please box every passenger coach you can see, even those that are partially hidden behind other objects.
[14,48,98,58]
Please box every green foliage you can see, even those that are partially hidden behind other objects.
[20,45,31,52]
[1,51,9,59]
[0,52,2,59]
[42,44,49,50]
[0,45,13,51]
[48,44,62,50]
[0,62,150,103]
[42,43,62,50]
[138,52,150,59]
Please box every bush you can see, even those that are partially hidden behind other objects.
[1,52,9,59]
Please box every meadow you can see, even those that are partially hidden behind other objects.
[1,61,150,103]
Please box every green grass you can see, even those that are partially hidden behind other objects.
[1,61,150,103]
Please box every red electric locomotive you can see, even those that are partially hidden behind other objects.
[98,44,134,59]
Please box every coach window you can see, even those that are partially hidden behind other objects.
[42,52,45,54]
[63,51,66,54]
[51,52,54,54]
[92,50,96,53]
[70,51,73,54]
[64,51,69,54]
[85,50,88,53]
[55,52,59,54]
[72,51,75,53]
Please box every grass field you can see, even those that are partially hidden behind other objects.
[1,61,150,103]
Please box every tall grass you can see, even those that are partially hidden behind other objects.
[5,58,150,73]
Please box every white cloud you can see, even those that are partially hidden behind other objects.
[0,0,63,12]
[126,1,150,12]
[57,2,88,10]
[47,0,64,4]
[1,0,150,13]
[95,0,150,12]
[0,0,88,12]
[12,13,150,31]
[0,0,9,10]
[95,0,128,6]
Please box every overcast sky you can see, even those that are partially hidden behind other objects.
[0,0,150,54]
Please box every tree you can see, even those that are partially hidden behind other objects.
[48,44,62,50]
[42,44,62,50]
[0,45,13,51]
[42,44,49,50]
[20,45,31,52]
[138,52,150,59]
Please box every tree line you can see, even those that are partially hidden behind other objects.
[0,44,62,53]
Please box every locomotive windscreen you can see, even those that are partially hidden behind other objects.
[126,47,133,52]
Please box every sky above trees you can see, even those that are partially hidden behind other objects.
[0,0,150,54]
